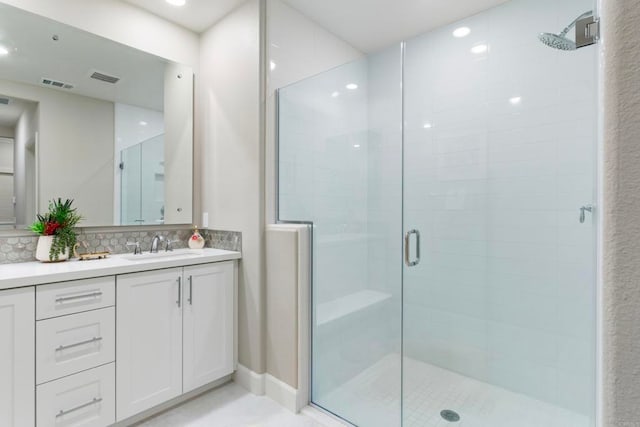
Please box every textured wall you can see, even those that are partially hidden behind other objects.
[602,0,640,426]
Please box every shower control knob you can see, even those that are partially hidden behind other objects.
[580,204,594,223]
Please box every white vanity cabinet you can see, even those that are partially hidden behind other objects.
[183,262,235,392]
[116,267,184,420]
[0,248,239,427]
[0,287,35,427]
[35,276,117,427]
[116,261,236,421]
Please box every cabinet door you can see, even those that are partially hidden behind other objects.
[183,262,235,392]
[116,268,183,421]
[0,287,35,427]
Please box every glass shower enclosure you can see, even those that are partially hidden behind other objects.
[277,0,598,425]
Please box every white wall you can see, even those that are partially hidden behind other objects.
[198,0,264,373]
[0,138,14,223]
[0,80,115,226]
[0,0,198,69]
[13,104,37,226]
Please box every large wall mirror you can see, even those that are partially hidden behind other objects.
[0,3,193,229]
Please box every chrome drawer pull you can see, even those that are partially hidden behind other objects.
[55,291,103,303]
[56,397,103,418]
[55,336,103,352]
[177,277,182,307]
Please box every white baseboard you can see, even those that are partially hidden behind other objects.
[265,373,300,412]
[233,364,265,395]
[234,365,306,413]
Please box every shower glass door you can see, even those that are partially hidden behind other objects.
[402,0,597,425]
[278,48,404,426]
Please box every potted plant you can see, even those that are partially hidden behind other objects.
[29,198,83,262]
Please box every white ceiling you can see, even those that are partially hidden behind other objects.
[281,0,511,52]
[121,0,248,33]
[119,0,511,51]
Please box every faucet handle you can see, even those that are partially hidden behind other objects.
[126,241,142,255]
[165,239,179,252]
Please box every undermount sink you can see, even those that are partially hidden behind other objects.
[121,249,203,262]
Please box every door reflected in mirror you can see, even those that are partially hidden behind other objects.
[0,3,193,229]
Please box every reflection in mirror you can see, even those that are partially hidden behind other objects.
[0,3,193,229]
[0,95,37,229]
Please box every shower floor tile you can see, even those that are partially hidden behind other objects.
[319,354,591,427]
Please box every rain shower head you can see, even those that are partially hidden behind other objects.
[538,33,576,51]
[539,10,593,51]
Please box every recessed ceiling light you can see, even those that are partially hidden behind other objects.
[166,0,186,6]
[423,123,433,129]
[471,44,488,54]
[331,91,340,98]
[139,121,148,126]
[453,27,471,38]
[509,96,522,105]
[346,83,358,90]
[270,60,276,71]
[0,46,9,56]
[353,144,361,148]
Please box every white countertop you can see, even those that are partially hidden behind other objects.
[0,248,241,290]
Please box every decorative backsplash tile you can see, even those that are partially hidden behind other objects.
[0,227,241,264]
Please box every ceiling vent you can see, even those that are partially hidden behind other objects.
[41,78,74,90]
[0,97,9,105]
[90,71,120,84]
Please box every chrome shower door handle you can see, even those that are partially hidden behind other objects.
[404,229,421,267]
[580,204,594,223]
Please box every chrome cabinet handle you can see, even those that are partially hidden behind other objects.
[55,291,102,303]
[56,397,103,418]
[188,275,193,305]
[177,277,182,307]
[56,336,102,352]
[404,229,421,267]
[580,204,594,223]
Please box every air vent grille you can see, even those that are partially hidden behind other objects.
[41,78,74,90]
[0,98,9,105]
[90,71,120,84]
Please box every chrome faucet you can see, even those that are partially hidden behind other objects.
[150,235,164,253]
[164,239,177,252]
[126,241,142,255]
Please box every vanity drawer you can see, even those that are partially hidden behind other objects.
[36,363,115,427]
[37,307,115,384]
[37,276,115,320]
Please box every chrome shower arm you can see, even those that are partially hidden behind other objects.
[559,10,593,37]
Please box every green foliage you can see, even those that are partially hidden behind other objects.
[28,218,45,235]
[29,198,83,261]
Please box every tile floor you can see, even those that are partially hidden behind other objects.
[319,354,592,427]
[137,382,339,427]
[137,355,592,427]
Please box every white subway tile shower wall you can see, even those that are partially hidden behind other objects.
[279,59,371,306]
[402,0,596,419]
